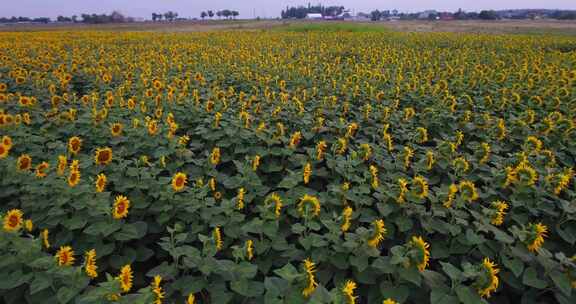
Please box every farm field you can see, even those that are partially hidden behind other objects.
[0,30,575,304]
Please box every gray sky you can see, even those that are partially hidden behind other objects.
[4,0,576,19]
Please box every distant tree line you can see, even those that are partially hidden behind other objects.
[281,4,345,19]
[368,8,576,21]
[151,11,179,22]
[199,10,239,20]
[0,16,50,23]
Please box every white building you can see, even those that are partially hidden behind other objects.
[306,13,323,20]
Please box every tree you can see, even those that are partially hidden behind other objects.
[232,11,239,19]
[371,10,381,21]
[216,11,222,19]
[208,10,214,19]
[201,11,207,20]
[479,10,499,20]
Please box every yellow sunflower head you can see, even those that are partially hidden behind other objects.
[68,136,82,155]
[56,246,75,266]
[110,123,123,137]
[35,161,50,178]
[95,173,107,193]
[94,147,113,166]
[68,169,81,187]
[113,195,130,219]
[17,154,32,171]
[3,209,24,232]
[172,172,188,192]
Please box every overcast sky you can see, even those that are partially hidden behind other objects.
[4,1,576,19]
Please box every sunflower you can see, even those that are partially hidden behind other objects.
[186,294,196,304]
[459,180,478,202]
[409,236,430,272]
[298,194,321,218]
[2,135,12,149]
[383,299,399,304]
[110,123,123,137]
[42,229,50,249]
[3,209,23,232]
[416,127,428,143]
[147,119,159,136]
[68,170,81,187]
[210,147,220,165]
[57,155,67,176]
[515,161,538,186]
[245,239,254,260]
[0,144,8,159]
[403,146,414,170]
[412,176,429,199]
[479,143,491,164]
[336,137,348,155]
[315,141,328,160]
[35,161,50,178]
[236,188,245,210]
[367,219,387,248]
[68,136,82,155]
[94,147,113,166]
[95,173,107,193]
[476,258,499,298]
[426,150,435,170]
[171,172,187,192]
[396,178,409,204]
[178,135,190,146]
[112,195,130,219]
[526,223,548,252]
[17,154,32,171]
[118,264,133,293]
[360,143,372,161]
[151,275,165,304]
[369,165,379,189]
[25,219,33,232]
[443,184,459,208]
[342,280,358,304]
[56,246,75,266]
[303,162,312,185]
[453,157,469,173]
[69,159,80,171]
[490,201,509,226]
[84,249,98,279]
[341,206,353,232]
[252,155,261,171]
[554,168,573,195]
[289,131,302,149]
[265,193,283,218]
[213,226,223,251]
[302,258,319,297]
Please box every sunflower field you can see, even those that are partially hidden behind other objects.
[0,30,575,304]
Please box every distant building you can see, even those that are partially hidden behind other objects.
[306,13,323,20]
[439,13,455,21]
[418,10,437,20]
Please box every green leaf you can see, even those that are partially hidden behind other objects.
[274,263,301,283]
[431,290,460,304]
[455,286,483,304]
[30,273,52,295]
[230,280,264,297]
[421,270,447,288]
[441,262,463,281]
[115,221,148,241]
[502,256,524,277]
[399,266,422,286]
[550,271,572,296]
[57,286,79,304]
[522,267,547,289]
